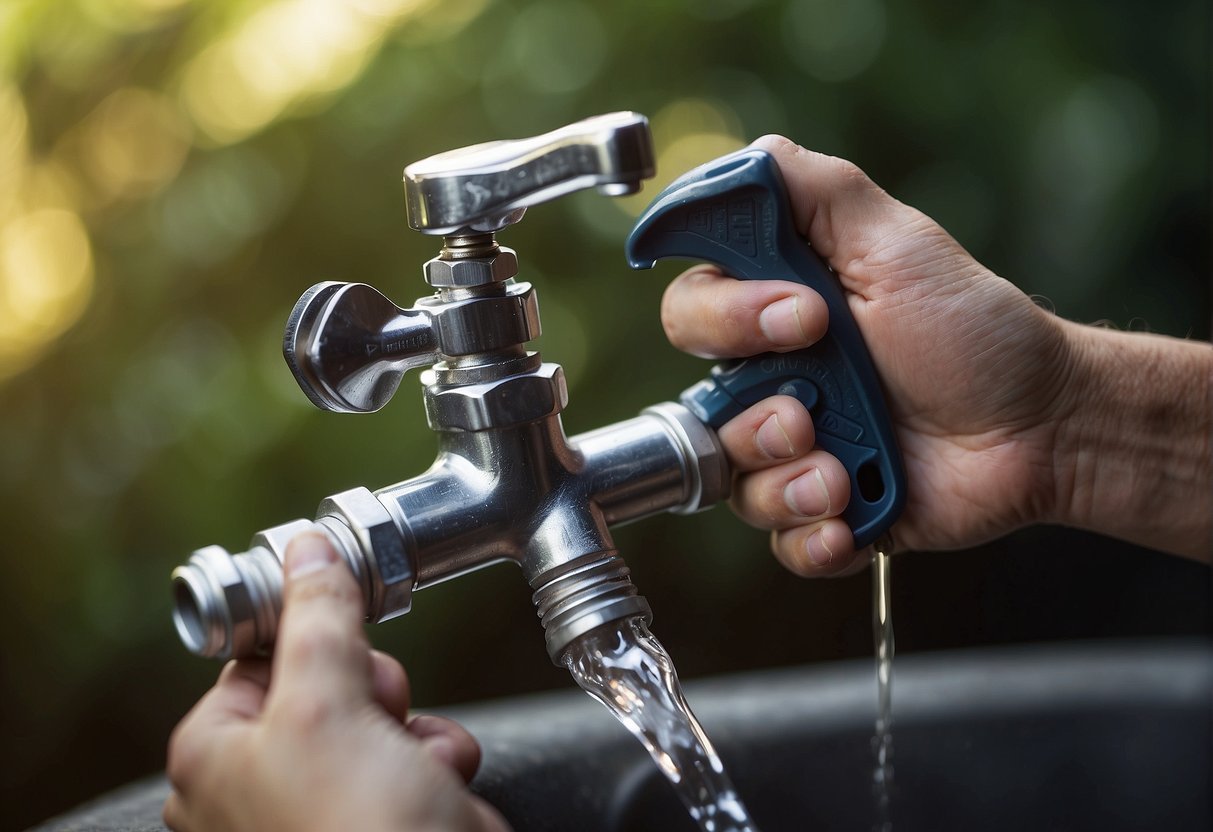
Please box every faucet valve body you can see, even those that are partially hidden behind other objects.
[172,400,727,663]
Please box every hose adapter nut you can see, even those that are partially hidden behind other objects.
[171,518,318,660]
[317,487,415,622]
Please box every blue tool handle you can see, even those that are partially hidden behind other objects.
[626,148,905,549]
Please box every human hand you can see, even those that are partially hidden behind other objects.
[164,532,510,832]
[663,135,1082,574]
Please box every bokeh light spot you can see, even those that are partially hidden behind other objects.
[782,0,887,83]
[615,99,746,219]
[80,0,191,33]
[0,83,29,220]
[0,209,95,381]
[508,1,607,95]
[1028,74,1160,295]
[159,147,291,266]
[687,0,761,21]
[180,0,429,146]
[78,87,192,202]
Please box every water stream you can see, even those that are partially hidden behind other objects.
[871,542,895,832]
[563,615,760,832]
[562,542,895,832]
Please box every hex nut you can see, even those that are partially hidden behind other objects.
[317,487,415,622]
[248,519,322,564]
[180,544,255,659]
[424,284,540,355]
[424,363,568,431]
[424,247,519,288]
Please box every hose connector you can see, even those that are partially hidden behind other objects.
[171,519,333,659]
[170,487,415,660]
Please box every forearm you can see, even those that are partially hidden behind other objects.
[1052,321,1212,560]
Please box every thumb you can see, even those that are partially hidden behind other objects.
[266,532,373,714]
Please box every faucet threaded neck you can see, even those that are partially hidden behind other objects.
[531,553,653,664]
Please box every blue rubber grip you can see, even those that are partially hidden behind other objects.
[626,148,905,550]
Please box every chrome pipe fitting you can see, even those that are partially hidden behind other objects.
[171,490,415,659]
[170,518,336,660]
[531,553,653,663]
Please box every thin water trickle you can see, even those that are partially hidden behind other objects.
[563,615,760,832]
[871,542,895,832]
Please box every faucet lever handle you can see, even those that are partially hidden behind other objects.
[403,112,655,236]
[284,282,437,413]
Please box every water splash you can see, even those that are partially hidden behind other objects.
[563,615,760,832]
[871,542,895,832]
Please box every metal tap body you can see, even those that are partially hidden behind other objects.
[174,383,725,663]
[172,114,727,663]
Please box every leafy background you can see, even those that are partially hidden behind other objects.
[1,0,1208,827]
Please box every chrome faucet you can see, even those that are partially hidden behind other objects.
[170,112,905,665]
[172,113,727,663]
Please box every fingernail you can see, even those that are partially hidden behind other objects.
[758,296,808,346]
[756,414,796,459]
[805,527,835,567]
[785,468,831,517]
[286,533,336,578]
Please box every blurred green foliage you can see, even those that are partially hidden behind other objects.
[1,0,1208,827]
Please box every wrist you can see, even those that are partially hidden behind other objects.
[1050,320,1212,559]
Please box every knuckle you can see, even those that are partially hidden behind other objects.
[216,659,242,685]
[730,479,782,528]
[769,529,807,576]
[288,572,363,609]
[825,155,871,191]
[162,793,184,831]
[755,480,787,524]
[271,692,337,734]
[283,616,354,666]
[711,289,752,354]
[659,286,689,348]
[662,269,723,352]
[816,455,853,514]
[166,721,203,791]
[761,394,804,427]
[752,134,801,159]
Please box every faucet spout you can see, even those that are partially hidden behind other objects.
[531,553,652,662]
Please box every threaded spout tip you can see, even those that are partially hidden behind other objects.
[531,553,652,664]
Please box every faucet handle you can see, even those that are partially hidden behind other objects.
[284,282,437,413]
[403,112,655,235]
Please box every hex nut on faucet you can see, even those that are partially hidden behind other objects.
[248,518,327,565]
[424,248,519,288]
[424,363,569,431]
[317,487,416,622]
[421,284,541,356]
